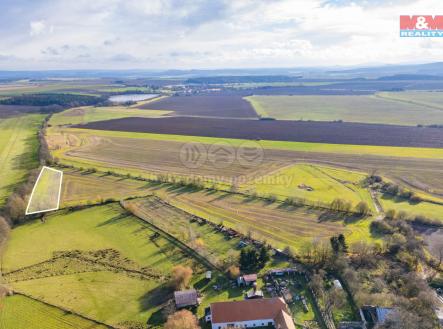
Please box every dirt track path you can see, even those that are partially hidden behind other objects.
[369,188,384,220]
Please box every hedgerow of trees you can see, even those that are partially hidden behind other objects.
[0,93,107,108]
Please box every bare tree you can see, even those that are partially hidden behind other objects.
[355,201,370,216]
[351,241,375,268]
[164,310,200,329]
[0,216,10,249]
[5,194,26,223]
[171,265,193,290]
[227,265,240,279]
[434,239,443,268]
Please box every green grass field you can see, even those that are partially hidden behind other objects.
[2,204,193,271]
[50,106,171,126]
[0,294,109,329]
[245,94,443,126]
[379,196,443,221]
[377,91,443,111]
[0,114,45,206]
[11,272,163,326]
[243,163,374,210]
[26,167,62,214]
[2,203,208,326]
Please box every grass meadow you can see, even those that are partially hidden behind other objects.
[49,106,171,126]
[0,294,108,329]
[379,196,443,221]
[11,272,163,326]
[2,203,209,326]
[245,93,443,126]
[377,91,443,110]
[26,167,63,214]
[243,163,374,210]
[2,204,194,271]
[0,114,45,206]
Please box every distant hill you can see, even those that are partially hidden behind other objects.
[328,62,443,79]
[2,62,443,80]
[378,74,443,80]
[186,75,302,84]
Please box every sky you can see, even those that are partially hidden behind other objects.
[1,0,443,70]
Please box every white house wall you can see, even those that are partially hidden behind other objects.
[212,318,275,329]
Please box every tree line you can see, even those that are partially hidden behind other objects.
[0,93,108,108]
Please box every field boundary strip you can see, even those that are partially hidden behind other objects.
[374,92,443,112]
[11,291,116,329]
[4,252,166,283]
[25,166,63,215]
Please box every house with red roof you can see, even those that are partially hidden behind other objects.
[208,297,295,329]
[237,273,257,286]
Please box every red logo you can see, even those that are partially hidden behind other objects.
[400,15,443,30]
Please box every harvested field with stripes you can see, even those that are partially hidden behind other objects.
[60,169,151,207]
[49,128,287,185]
[154,188,378,251]
[123,196,242,267]
[48,128,443,197]
[54,172,378,253]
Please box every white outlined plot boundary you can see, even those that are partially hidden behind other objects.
[26,166,64,215]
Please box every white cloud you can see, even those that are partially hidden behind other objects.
[29,20,47,36]
[0,0,440,69]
